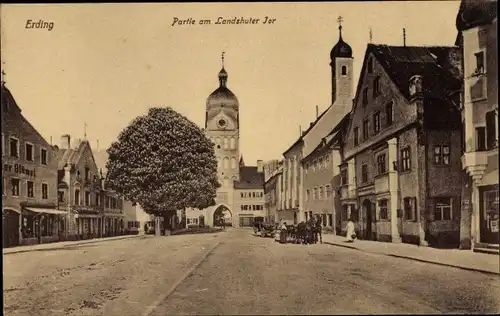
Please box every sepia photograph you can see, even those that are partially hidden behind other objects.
[1,1,499,315]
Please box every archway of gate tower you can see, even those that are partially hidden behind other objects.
[213,204,233,227]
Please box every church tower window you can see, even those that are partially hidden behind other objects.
[231,157,237,169]
[223,138,229,149]
[230,137,236,149]
[341,66,347,75]
[223,157,229,169]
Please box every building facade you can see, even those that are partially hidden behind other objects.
[2,83,65,247]
[302,113,350,234]
[264,159,283,224]
[55,135,124,240]
[340,44,463,247]
[456,0,498,249]
[185,57,265,228]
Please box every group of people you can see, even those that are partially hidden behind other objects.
[277,215,323,245]
[276,216,358,244]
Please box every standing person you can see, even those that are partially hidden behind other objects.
[346,217,356,242]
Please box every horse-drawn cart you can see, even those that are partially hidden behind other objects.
[253,217,276,238]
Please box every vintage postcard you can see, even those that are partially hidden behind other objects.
[1,1,499,315]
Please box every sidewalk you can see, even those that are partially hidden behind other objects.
[322,234,500,275]
[3,234,150,255]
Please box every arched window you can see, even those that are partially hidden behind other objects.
[230,137,236,149]
[341,66,347,75]
[230,157,237,169]
[223,138,229,149]
[74,189,80,206]
[217,157,221,169]
[223,177,229,187]
[223,157,229,169]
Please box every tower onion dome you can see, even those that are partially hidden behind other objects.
[206,67,239,110]
[330,25,353,59]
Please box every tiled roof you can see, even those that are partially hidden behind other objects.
[282,105,331,156]
[234,166,264,190]
[56,140,89,170]
[302,112,351,162]
[369,45,462,103]
[456,0,497,31]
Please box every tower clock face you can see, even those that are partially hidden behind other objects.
[217,118,227,129]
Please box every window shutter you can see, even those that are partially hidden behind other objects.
[486,111,496,149]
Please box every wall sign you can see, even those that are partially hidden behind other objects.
[3,163,36,177]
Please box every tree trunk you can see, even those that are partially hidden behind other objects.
[155,216,161,237]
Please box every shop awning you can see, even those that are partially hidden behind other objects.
[26,208,67,215]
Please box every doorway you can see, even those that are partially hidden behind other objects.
[362,199,373,240]
[3,209,20,248]
[480,186,499,244]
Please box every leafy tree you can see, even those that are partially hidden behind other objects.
[105,107,220,222]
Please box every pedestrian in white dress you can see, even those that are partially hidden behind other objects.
[346,219,356,242]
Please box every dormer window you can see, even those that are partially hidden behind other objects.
[474,51,485,75]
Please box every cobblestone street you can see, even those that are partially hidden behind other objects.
[4,229,500,315]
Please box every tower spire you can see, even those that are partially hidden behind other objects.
[369,27,373,43]
[1,69,6,86]
[221,51,225,68]
[84,122,87,139]
[337,16,343,39]
[218,52,228,87]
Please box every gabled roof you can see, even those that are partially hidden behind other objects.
[234,166,264,190]
[368,45,462,102]
[93,149,109,176]
[282,105,331,156]
[56,140,96,170]
[302,112,351,163]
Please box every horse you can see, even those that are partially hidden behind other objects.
[295,221,307,244]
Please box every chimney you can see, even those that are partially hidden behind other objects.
[316,105,319,119]
[61,134,71,150]
[257,160,264,173]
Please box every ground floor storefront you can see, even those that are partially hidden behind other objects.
[74,213,124,240]
[2,206,67,248]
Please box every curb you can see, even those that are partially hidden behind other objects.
[386,254,500,276]
[324,241,500,276]
[3,234,149,255]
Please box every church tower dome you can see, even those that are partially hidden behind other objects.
[206,55,239,111]
[330,24,353,59]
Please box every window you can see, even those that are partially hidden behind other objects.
[58,190,64,203]
[373,112,381,134]
[231,157,237,169]
[354,127,359,146]
[385,101,394,127]
[403,197,415,221]
[474,51,484,74]
[42,183,48,199]
[486,110,497,149]
[328,214,333,226]
[341,66,347,75]
[241,192,244,198]
[319,186,324,199]
[223,138,229,149]
[362,88,368,106]
[85,191,90,206]
[230,137,236,149]
[9,137,19,158]
[340,168,347,185]
[361,164,368,183]
[434,197,452,221]
[27,181,34,198]
[306,189,310,201]
[85,167,90,181]
[363,119,369,140]
[376,154,387,174]
[434,145,450,165]
[313,187,318,200]
[223,157,229,169]
[95,193,100,206]
[11,178,20,196]
[25,143,34,161]
[476,127,486,151]
[325,185,331,198]
[367,58,373,73]
[401,147,411,172]
[373,76,380,97]
[75,189,80,205]
[41,148,47,165]
[379,199,388,220]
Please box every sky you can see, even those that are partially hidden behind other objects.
[1,1,461,165]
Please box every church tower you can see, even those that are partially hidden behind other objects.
[330,17,353,106]
[205,53,240,192]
